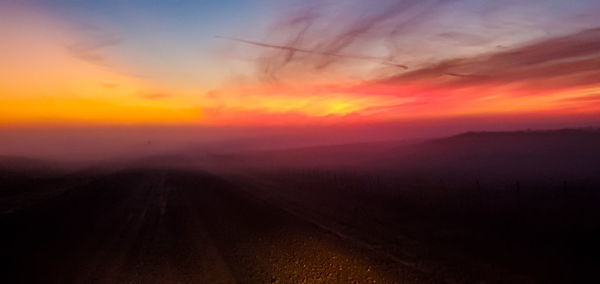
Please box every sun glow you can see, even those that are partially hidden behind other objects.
[1,1,599,127]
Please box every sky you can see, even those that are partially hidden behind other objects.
[1,0,599,127]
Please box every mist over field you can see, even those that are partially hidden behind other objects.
[2,112,599,165]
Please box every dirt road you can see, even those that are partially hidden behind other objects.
[2,169,433,283]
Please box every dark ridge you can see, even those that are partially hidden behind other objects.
[0,155,64,176]
[447,127,600,139]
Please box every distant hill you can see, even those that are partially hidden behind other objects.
[0,156,61,176]
[407,128,600,180]
[193,127,600,181]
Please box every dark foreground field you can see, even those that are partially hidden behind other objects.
[2,129,600,283]
[2,169,439,283]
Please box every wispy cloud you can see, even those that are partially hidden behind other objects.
[222,0,447,81]
[140,93,172,100]
[376,28,600,93]
[100,82,119,88]
[216,36,408,69]
[67,33,122,65]
[560,94,600,102]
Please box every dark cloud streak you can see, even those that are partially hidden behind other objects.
[216,36,408,69]
[378,28,600,92]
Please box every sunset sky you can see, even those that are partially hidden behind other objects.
[1,0,599,126]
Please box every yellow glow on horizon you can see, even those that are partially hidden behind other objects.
[0,7,202,126]
[0,97,200,124]
[205,93,413,117]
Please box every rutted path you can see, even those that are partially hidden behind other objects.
[2,169,435,283]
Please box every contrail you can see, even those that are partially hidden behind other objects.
[216,36,408,69]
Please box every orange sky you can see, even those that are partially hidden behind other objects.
[1,1,599,127]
